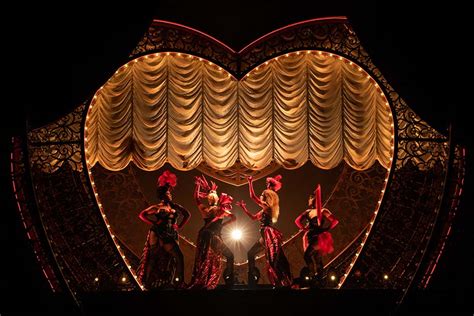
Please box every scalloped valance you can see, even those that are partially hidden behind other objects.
[85,51,393,171]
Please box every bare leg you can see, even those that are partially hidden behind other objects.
[163,240,184,286]
[214,237,234,286]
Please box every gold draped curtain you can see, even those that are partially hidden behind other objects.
[86,52,393,171]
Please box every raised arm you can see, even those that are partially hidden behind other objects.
[295,210,309,230]
[236,200,261,221]
[138,205,158,225]
[194,177,203,206]
[210,209,236,227]
[170,202,191,229]
[247,176,263,206]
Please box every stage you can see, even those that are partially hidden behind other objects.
[3,2,472,316]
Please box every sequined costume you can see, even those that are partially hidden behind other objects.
[189,175,235,289]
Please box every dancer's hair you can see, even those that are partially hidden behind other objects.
[263,189,280,223]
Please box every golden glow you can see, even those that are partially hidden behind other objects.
[84,51,395,290]
[231,229,243,241]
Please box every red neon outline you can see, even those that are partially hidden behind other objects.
[152,17,348,54]
[238,17,347,53]
[152,19,236,53]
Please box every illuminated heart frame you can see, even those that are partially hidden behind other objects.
[11,17,465,305]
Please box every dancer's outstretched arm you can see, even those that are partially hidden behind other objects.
[210,210,236,226]
[236,200,261,221]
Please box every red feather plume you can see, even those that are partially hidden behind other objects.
[157,170,177,189]
[219,193,233,210]
[266,174,283,192]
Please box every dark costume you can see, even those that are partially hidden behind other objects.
[137,171,190,290]
[247,212,292,287]
[298,211,334,278]
[295,184,338,283]
[188,214,234,289]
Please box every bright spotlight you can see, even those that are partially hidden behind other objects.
[231,229,243,241]
[330,275,336,281]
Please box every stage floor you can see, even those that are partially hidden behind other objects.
[3,288,470,315]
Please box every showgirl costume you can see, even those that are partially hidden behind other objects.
[238,175,292,287]
[188,175,236,289]
[295,184,339,283]
[137,171,191,290]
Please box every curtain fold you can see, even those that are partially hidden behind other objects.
[86,53,393,171]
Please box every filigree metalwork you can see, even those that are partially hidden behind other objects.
[239,21,368,77]
[29,161,138,293]
[19,17,458,297]
[10,137,63,292]
[27,103,85,173]
[197,161,281,186]
[91,164,154,257]
[344,152,447,292]
[396,140,449,171]
[28,143,82,173]
[418,145,466,289]
[393,94,447,140]
[131,20,237,73]
[28,103,85,143]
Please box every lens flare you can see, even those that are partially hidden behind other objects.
[231,229,243,240]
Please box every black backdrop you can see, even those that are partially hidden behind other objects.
[2,1,472,314]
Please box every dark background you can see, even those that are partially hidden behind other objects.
[2,1,472,314]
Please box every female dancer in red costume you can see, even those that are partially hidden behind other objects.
[137,170,191,290]
[236,175,292,288]
[295,184,339,286]
[188,175,236,289]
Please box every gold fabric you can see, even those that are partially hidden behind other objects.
[86,52,393,171]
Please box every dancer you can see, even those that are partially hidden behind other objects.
[236,175,292,288]
[137,170,191,290]
[294,184,339,287]
[189,175,236,289]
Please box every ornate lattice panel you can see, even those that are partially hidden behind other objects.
[27,104,84,173]
[130,20,237,73]
[10,137,63,292]
[28,158,138,293]
[23,103,140,299]
[12,18,459,305]
[417,145,466,289]
[343,141,448,297]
